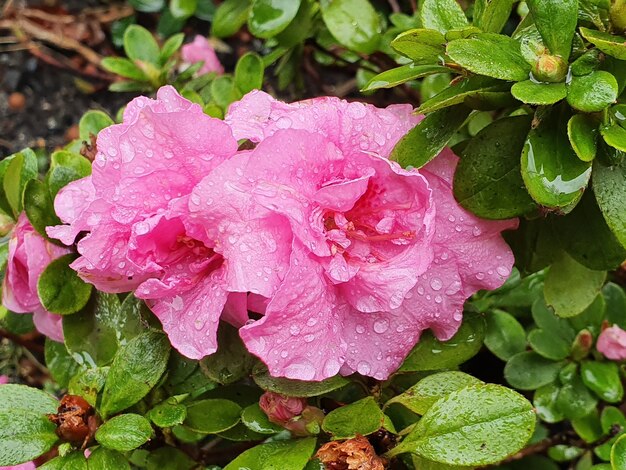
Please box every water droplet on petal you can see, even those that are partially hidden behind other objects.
[373,319,389,334]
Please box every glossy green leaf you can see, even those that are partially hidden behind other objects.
[78,110,114,141]
[39,452,88,470]
[447,33,531,81]
[3,148,38,218]
[101,57,148,81]
[169,0,197,18]
[211,0,251,38]
[234,52,265,94]
[241,403,283,434]
[386,372,483,415]
[391,104,471,168]
[399,314,485,372]
[129,0,165,12]
[252,364,349,397]
[511,80,567,105]
[534,383,564,423]
[454,115,536,219]
[87,447,131,470]
[526,0,577,60]
[184,399,242,433]
[274,0,316,47]
[568,114,598,162]
[593,156,626,249]
[580,28,626,60]
[124,25,160,65]
[362,64,450,91]
[420,0,468,33]
[521,107,592,209]
[580,361,623,403]
[484,310,527,361]
[248,0,301,38]
[44,339,81,389]
[96,414,154,451]
[322,397,383,439]
[473,0,515,33]
[388,384,535,466]
[0,410,58,466]
[504,351,563,390]
[390,28,446,63]
[601,124,626,153]
[571,49,603,76]
[544,251,606,318]
[224,438,317,470]
[556,371,598,420]
[604,283,626,329]
[417,75,504,114]
[37,254,93,315]
[611,434,626,470]
[148,399,187,428]
[0,384,58,414]
[24,179,60,239]
[101,331,170,418]
[567,71,618,113]
[68,367,108,406]
[319,0,381,54]
[47,150,92,199]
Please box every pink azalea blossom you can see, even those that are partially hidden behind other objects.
[259,391,306,425]
[217,92,517,381]
[597,325,626,360]
[181,35,224,76]
[47,86,250,359]
[0,462,36,470]
[0,376,8,385]
[2,214,69,342]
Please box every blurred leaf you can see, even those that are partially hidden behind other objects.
[474,0,515,33]
[146,447,196,470]
[223,438,316,470]
[544,251,606,318]
[248,0,301,38]
[24,179,60,239]
[420,0,468,33]
[129,0,165,12]
[484,310,527,361]
[504,351,563,390]
[0,410,58,466]
[3,148,38,218]
[604,283,626,329]
[253,364,349,397]
[96,414,154,451]
[275,0,317,47]
[593,155,626,249]
[212,0,251,37]
[78,110,114,141]
[159,33,185,64]
[567,71,619,113]
[580,28,626,60]
[580,361,623,403]
[511,81,567,105]
[200,323,255,385]
[234,52,265,94]
[531,297,576,342]
[44,339,81,389]
[362,64,449,91]
[572,410,603,444]
[611,434,626,470]
[322,397,383,439]
[37,254,93,316]
[528,328,571,361]
[526,0,578,60]
[124,25,160,65]
[319,0,381,54]
[170,0,197,18]
[454,115,536,219]
[101,58,148,81]
[184,399,242,433]
[556,371,598,420]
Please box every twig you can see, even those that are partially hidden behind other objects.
[387,0,401,13]
[0,329,44,353]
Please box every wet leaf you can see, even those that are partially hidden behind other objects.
[511,81,567,105]
[601,124,626,153]
[3,148,38,218]
[322,397,384,439]
[611,434,626,470]
[0,410,58,466]
[580,28,626,60]
[593,156,626,249]
[44,339,81,389]
[87,447,131,470]
[418,76,504,114]
[320,0,381,54]
[420,0,468,33]
[78,110,114,141]
[504,351,563,390]
[248,0,301,38]
[24,179,60,240]
[390,28,446,63]
[567,71,618,113]
[580,361,623,403]
[96,414,154,451]
[223,438,316,470]
[253,364,349,397]
[240,403,283,434]
[556,371,598,420]
[184,399,242,433]
[484,310,527,361]
[37,254,93,316]
[534,383,564,423]
[362,64,450,91]
[526,0,578,60]
[568,114,598,162]
[473,0,515,33]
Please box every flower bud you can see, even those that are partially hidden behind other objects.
[571,328,593,361]
[597,325,626,361]
[259,391,306,426]
[611,0,626,31]
[284,406,326,437]
[532,54,568,83]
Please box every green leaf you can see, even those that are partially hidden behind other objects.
[390,28,446,63]
[47,150,92,199]
[362,64,450,91]
[526,0,578,60]
[68,367,108,406]
[580,361,623,403]
[3,148,38,218]
[87,447,131,470]
[528,328,571,361]
[0,384,58,414]
[183,399,242,433]
[446,34,531,81]
[534,383,564,423]
[511,81,567,105]
[224,438,317,470]
[420,0,468,33]
[568,114,598,162]
[611,434,626,470]
[101,331,170,418]
[473,0,515,33]
[159,33,185,65]
[385,371,483,415]
[604,282,626,328]
[399,314,485,372]
[241,403,283,434]
[146,447,196,470]
[248,0,301,38]
[234,52,265,94]
[78,110,114,141]
[96,414,154,451]
[319,0,381,54]
[580,28,626,60]
[322,397,384,439]
[504,351,563,390]
[0,410,58,466]
[169,0,197,18]
[210,76,243,109]
[37,254,93,315]
[484,310,527,361]
[123,25,160,65]
[200,323,255,385]
[388,384,535,466]
[556,371,598,420]
[544,251,606,318]
[252,364,349,397]
[593,156,626,249]
[101,57,148,81]
[571,49,603,76]
[601,124,626,153]
[211,0,251,38]
[44,339,81,389]
[129,0,165,12]
[572,410,603,443]
[531,297,576,342]
[274,0,317,47]
[521,107,592,209]
[24,179,60,239]
[39,452,88,470]
[391,105,471,168]
[418,76,505,114]
[567,71,619,113]
[454,115,536,219]
[147,398,187,428]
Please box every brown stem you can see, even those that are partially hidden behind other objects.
[0,328,44,353]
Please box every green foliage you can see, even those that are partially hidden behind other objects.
[37,255,93,316]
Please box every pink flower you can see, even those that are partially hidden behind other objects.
[0,376,8,385]
[0,462,36,470]
[48,86,247,359]
[259,391,306,425]
[597,325,626,360]
[217,92,517,381]
[181,35,224,75]
[2,214,69,342]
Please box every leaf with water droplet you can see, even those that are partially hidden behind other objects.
[322,397,384,439]
[252,364,349,397]
[580,28,626,60]
[504,351,563,390]
[420,0,468,33]
[567,71,619,113]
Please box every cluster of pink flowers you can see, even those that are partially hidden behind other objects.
[3,86,516,381]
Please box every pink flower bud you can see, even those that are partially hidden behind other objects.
[597,325,626,361]
[259,391,306,426]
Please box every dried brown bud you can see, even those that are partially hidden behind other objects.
[48,395,96,446]
[316,435,386,470]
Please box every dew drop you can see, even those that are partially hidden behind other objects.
[430,278,443,291]
[373,319,389,334]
